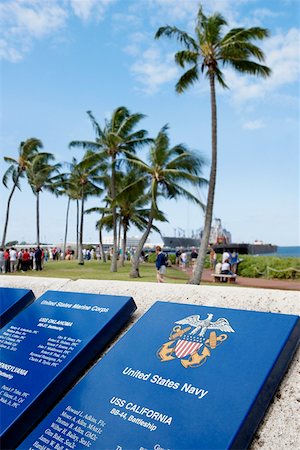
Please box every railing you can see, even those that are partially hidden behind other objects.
[254,266,300,279]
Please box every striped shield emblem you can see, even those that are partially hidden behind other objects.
[175,339,201,358]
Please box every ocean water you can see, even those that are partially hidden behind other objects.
[276,246,300,258]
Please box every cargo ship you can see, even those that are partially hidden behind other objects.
[162,219,277,255]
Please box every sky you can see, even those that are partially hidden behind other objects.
[0,0,299,247]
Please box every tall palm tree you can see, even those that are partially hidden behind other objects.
[155,5,271,284]
[69,107,151,272]
[126,125,207,278]
[2,138,43,247]
[26,153,62,246]
[70,153,103,265]
[58,158,81,260]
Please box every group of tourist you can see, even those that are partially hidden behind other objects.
[175,248,198,271]
[0,246,44,273]
[212,249,240,276]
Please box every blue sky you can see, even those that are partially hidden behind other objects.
[0,0,299,246]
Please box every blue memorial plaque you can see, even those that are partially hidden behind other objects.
[0,290,136,449]
[18,302,300,450]
[0,288,35,328]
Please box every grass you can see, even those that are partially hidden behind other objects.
[14,260,190,283]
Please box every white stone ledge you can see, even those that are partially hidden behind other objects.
[1,276,299,449]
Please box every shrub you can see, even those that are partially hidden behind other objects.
[238,256,300,279]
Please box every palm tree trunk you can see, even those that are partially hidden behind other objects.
[190,72,217,284]
[1,173,20,247]
[98,225,106,263]
[63,197,71,260]
[120,223,127,267]
[78,196,84,265]
[130,209,154,278]
[75,199,79,259]
[110,154,118,272]
[36,191,40,246]
[117,215,121,257]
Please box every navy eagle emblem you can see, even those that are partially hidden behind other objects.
[157,313,235,368]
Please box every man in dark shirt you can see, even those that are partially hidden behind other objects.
[155,245,166,283]
[35,246,43,271]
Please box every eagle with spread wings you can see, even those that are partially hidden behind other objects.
[175,313,235,337]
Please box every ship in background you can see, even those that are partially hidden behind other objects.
[162,218,277,255]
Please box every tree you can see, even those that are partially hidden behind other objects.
[155,5,271,284]
[127,125,207,278]
[69,153,103,265]
[115,170,155,267]
[92,169,165,267]
[69,107,151,272]
[58,158,81,260]
[26,153,62,246]
[2,138,43,247]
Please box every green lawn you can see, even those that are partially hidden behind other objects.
[16,260,190,283]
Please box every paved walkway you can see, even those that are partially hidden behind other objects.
[176,267,300,291]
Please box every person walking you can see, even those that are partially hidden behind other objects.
[175,249,182,265]
[190,247,198,272]
[210,248,217,270]
[155,245,166,283]
[180,251,187,271]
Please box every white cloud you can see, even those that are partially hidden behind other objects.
[0,0,67,61]
[0,0,115,62]
[222,28,300,104]
[69,0,115,21]
[243,120,265,130]
[147,0,198,23]
[131,46,179,94]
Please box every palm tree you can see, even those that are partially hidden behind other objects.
[126,125,207,278]
[2,138,43,247]
[155,5,271,284]
[98,169,166,267]
[69,107,151,272]
[70,153,103,265]
[26,153,62,246]
[58,158,81,260]
[116,171,153,267]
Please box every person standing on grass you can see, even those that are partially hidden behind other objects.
[17,249,23,271]
[230,250,239,274]
[155,245,166,283]
[9,247,17,272]
[4,249,10,273]
[22,248,30,271]
[35,246,43,271]
[0,248,5,273]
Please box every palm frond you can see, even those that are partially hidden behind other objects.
[222,27,270,47]
[155,26,198,51]
[3,156,18,165]
[175,50,198,68]
[2,166,17,188]
[214,66,229,88]
[111,106,129,132]
[86,111,105,139]
[69,140,102,152]
[117,112,146,137]
[226,60,271,77]
[175,66,199,93]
